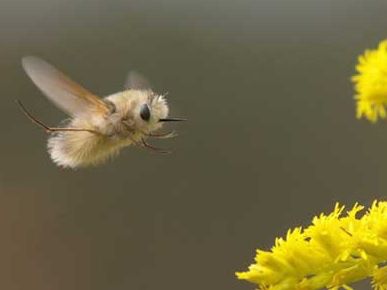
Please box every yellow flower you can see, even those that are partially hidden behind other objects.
[236,201,387,290]
[353,40,387,122]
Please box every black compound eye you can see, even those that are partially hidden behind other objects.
[140,104,151,121]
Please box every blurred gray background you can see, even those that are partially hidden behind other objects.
[0,0,386,289]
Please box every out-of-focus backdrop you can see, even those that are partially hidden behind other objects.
[0,0,386,289]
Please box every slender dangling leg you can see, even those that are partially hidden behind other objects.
[146,130,177,139]
[16,100,100,135]
[140,138,171,154]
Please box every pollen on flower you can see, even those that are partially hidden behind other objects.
[353,40,387,122]
[236,201,387,290]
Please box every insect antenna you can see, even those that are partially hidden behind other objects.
[16,100,100,135]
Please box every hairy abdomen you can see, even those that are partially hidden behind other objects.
[48,131,132,168]
[48,125,132,168]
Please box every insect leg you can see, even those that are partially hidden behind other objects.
[145,130,177,139]
[140,138,171,154]
[16,100,100,135]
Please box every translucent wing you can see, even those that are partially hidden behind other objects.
[22,56,109,117]
[125,71,152,90]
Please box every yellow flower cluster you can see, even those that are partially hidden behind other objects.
[353,40,387,122]
[236,201,387,290]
